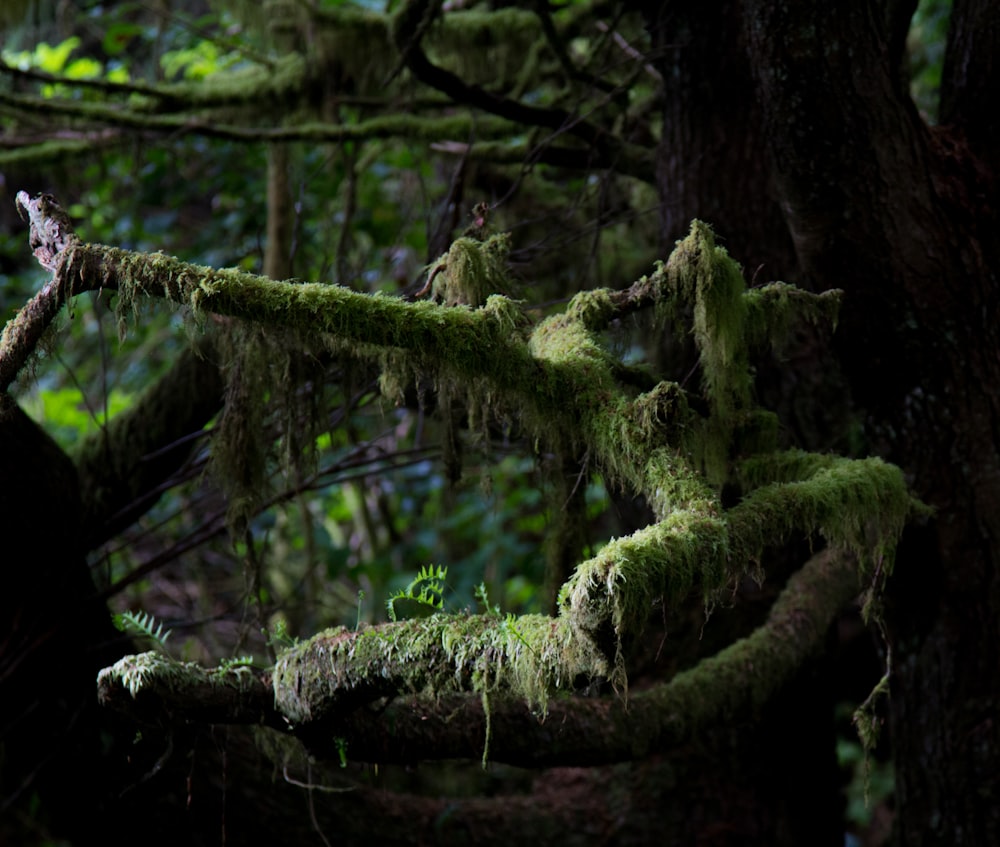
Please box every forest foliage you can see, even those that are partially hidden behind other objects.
[0,1,958,842]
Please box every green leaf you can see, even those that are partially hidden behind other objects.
[35,38,81,74]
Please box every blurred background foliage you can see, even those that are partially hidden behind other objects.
[1,0,639,668]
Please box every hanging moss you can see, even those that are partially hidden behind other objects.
[742,282,843,353]
[737,448,842,489]
[68,217,924,728]
[660,221,752,423]
[428,233,515,307]
[272,612,601,725]
[422,8,551,91]
[725,456,922,574]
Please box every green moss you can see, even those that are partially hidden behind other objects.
[423,8,549,90]
[160,51,308,107]
[726,456,922,576]
[661,222,751,421]
[272,613,594,724]
[429,234,514,307]
[743,283,843,353]
[0,138,100,166]
[565,288,617,329]
[738,448,841,488]
[71,222,924,726]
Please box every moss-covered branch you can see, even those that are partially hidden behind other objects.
[1,4,657,179]
[30,198,922,759]
[391,0,653,180]
[97,652,277,726]
[320,547,860,766]
[273,613,592,723]
[0,85,529,146]
[100,548,858,767]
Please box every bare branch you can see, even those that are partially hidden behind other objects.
[0,194,80,392]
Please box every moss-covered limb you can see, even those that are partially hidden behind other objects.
[0,59,306,126]
[282,548,859,767]
[0,85,526,146]
[560,509,728,658]
[737,448,843,489]
[559,448,723,648]
[97,652,278,726]
[557,453,916,665]
[725,456,922,570]
[60,242,546,396]
[0,133,124,167]
[548,235,841,374]
[742,283,843,350]
[74,333,225,551]
[0,49,289,110]
[272,614,604,724]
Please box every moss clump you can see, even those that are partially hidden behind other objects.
[660,221,752,424]
[428,233,514,308]
[272,613,600,724]
[565,288,617,329]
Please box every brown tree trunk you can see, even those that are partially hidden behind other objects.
[644,0,797,278]
[646,0,1000,842]
[625,3,851,843]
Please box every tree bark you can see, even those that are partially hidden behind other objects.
[642,0,797,277]
[662,0,1000,841]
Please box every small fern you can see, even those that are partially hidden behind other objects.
[218,655,255,670]
[386,565,448,622]
[113,610,172,647]
[501,612,536,655]
[263,619,298,649]
[474,581,501,616]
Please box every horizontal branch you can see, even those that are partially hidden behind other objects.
[0,86,530,146]
[97,654,279,726]
[8,201,918,760]
[97,548,859,767]
[323,547,861,766]
[391,0,652,180]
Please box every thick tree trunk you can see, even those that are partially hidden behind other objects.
[635,0,1000,841]
[622,4,849,843]
[643,0,796,278]
[738,1,1000,843]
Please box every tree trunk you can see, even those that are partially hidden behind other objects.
[647,0,1000,841]
[643,0,796,278]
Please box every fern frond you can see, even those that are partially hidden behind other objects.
[114,610,172,646]
[386,565,449,621]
